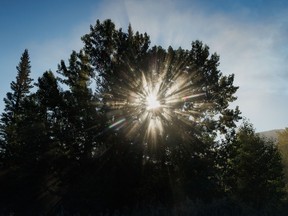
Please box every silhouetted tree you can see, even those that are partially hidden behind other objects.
[2,19,285,215]
[0,49,33,162]
[81,19,241,209]
[225,122,285,209]
[0,49,44,214]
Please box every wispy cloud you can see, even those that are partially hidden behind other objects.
[93,0,288,131]
[20,0,288,131]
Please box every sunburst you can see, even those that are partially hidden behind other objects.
[101,50,207,149]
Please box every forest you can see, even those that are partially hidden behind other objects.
[0,19,288,215]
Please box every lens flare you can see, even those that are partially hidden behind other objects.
[100,50,208,150]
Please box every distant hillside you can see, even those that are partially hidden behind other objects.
[258,129,284,142]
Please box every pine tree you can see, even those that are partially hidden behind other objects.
[55,50,109,212]
[0,49,46,214]
[57,50,101,161]
[226,122,285,208]
[0,49,33,161]
[80,19,242,208]
[3,20,278,214]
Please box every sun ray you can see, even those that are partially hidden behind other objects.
[100,50,209,151]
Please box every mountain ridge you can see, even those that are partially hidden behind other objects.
[257,129,284,142]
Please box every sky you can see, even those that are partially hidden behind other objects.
[0,0,287,132]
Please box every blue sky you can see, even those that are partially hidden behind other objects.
[0,0,288,132]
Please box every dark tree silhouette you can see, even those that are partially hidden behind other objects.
[80,19,242,209]
[223,122,285,209]
[0,20,286,215]
[0,49,33,161]
[0,49,43,214]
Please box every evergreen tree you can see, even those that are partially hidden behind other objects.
[57,50,101,161]
[225,122,285,208]
[55,50,107,212]
[81,19,241,208]
[2,19,285,215]
[0,49,33,162]
[0,50,45,214]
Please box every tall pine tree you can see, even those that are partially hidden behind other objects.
[0,49,33,162]
[0,49,44,214]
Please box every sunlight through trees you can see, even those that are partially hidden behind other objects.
[0,19,286,215]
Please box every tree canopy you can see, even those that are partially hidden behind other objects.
[0,19,286,215]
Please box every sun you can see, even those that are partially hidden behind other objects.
[146,94,161,110]
[102,54,207,147]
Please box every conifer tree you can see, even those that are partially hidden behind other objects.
[3,19,286,215]
[54,49,109,212]
[0,49,44,214]
[57,50,101,161]
[81,19,241,207]
[225,122,285,208]
[0,49,33,161]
